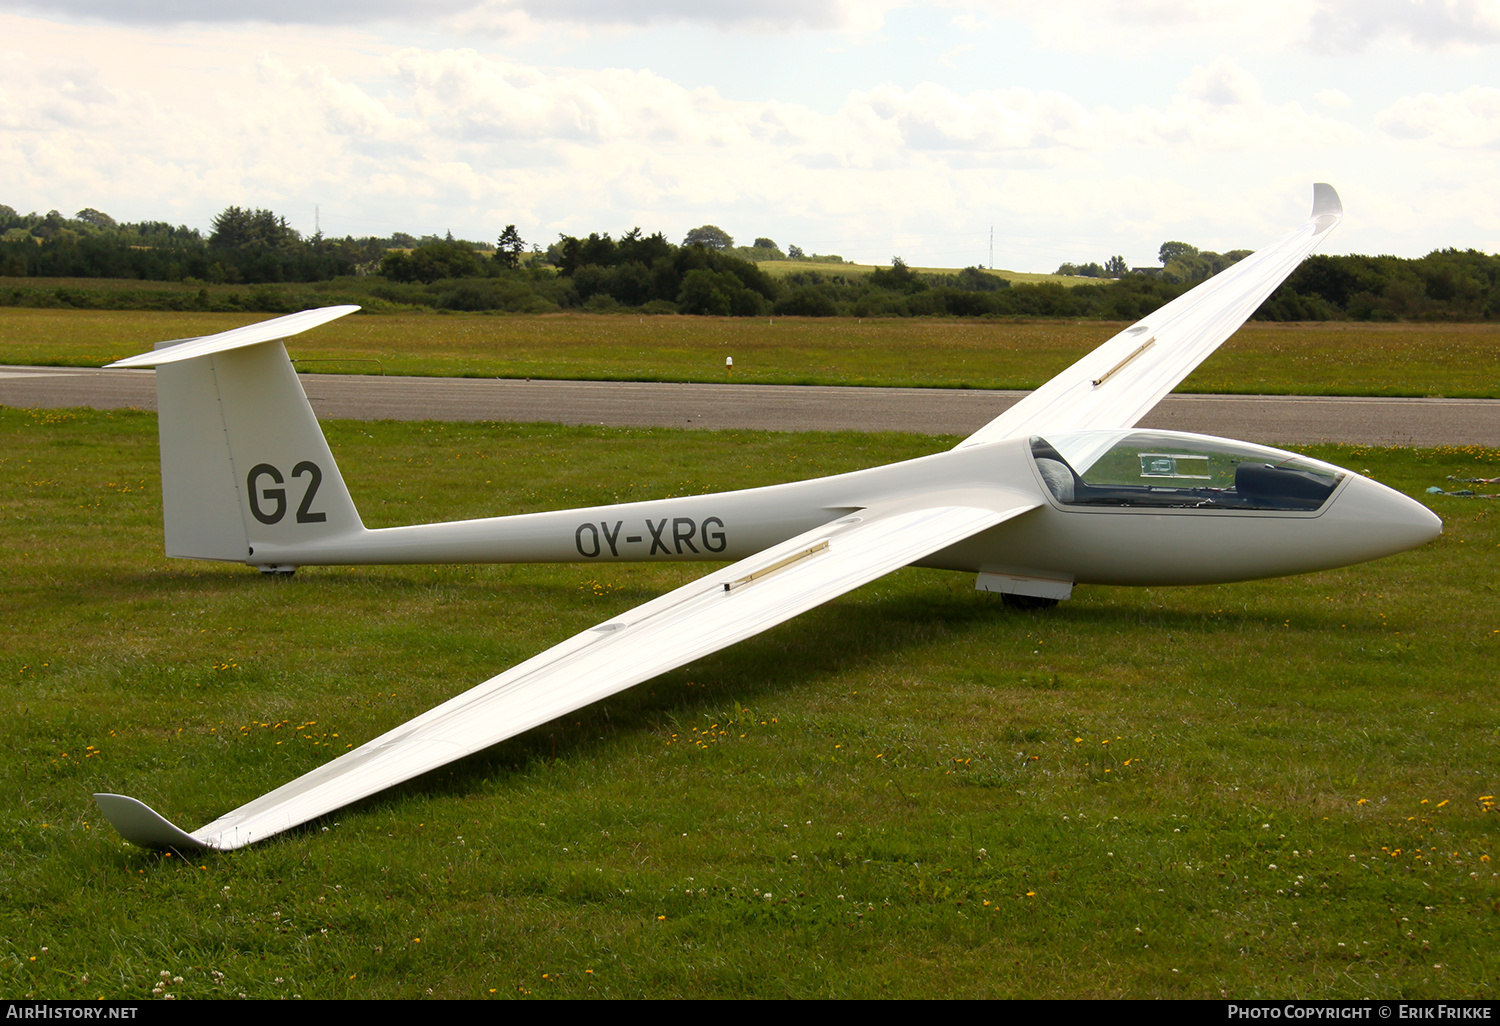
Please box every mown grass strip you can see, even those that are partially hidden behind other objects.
[2,309,1497,397]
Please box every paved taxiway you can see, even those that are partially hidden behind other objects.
[2,365,1496,447]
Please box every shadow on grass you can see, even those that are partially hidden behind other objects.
[224,575,1330,850]
[70,550,1384,860]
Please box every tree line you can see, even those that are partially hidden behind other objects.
[0,204,500,285]
[3,204,1497,321]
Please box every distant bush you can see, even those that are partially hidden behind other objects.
[4,198,1496,321]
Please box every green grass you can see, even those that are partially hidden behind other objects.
[3,309,1498,397]
[756,260,1087,287]
[1,407,1496,998]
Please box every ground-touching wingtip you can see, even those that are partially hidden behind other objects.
[94,793,209,851]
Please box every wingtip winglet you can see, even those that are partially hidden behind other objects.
[1311,183,1342,223]
[94,793,209,851]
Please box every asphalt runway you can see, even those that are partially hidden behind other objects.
[2,364,1497,447]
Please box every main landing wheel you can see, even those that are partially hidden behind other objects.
[1001,593,1059,611]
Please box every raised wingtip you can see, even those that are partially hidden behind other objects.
[94,793,209,850]
[1311,183,1342,221]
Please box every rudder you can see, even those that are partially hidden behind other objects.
[111,308,365,568]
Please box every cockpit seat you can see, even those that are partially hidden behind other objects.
[1234,462,1339,509]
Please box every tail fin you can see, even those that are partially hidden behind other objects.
[108,307,365,567]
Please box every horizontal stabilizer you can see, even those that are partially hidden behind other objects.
[106,305,360,369]
[94,793,207,851]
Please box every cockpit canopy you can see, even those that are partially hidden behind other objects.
[1030,430,1345,512]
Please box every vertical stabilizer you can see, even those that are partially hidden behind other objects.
[110,308,366,567]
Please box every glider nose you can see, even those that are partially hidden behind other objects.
[1330,472,1442,560]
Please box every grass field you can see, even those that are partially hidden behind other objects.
[2,308,1498,397]
[1,407,1496,999]
[755,260,1088,287]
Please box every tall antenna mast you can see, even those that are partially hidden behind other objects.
[989,225,993,270]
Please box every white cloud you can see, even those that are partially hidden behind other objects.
[836,61,1358,157]
[1308,0,1500,52]
[946,0,1500,54]
[0,42,1362,244]
[847,82,1101,153]
[390,49,723,145]
[501,0,895,32]
[950,0,1311,53]
[443,0,904,40]
[1378,87,1500,147]
[1140,58,1362,150]
[0,0,469,25]
[0,58,125,131]
[0,0,899,33]
[1178,57,1264,107]
[0,9,1492,264]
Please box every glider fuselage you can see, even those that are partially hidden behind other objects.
[242,428,1439,590]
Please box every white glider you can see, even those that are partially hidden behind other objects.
[94,184,1441,851]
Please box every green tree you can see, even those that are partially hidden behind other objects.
[774,285,838,316]
[955,266,1007,292]
[74,208,116,230]
[676,266,768,315]
[677,268,735,314]
[1159,241,1197,265]
[618,228,672,267]
[380,240,485,283]
[495,225,525,269]
[868,257,927,295]
[684,225,733,250]
[210,207,299,250]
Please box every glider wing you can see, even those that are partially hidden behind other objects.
[956,184,1342,448]
[97,492,1039,850]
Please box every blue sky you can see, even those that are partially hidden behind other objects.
[2,0,1497,271]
